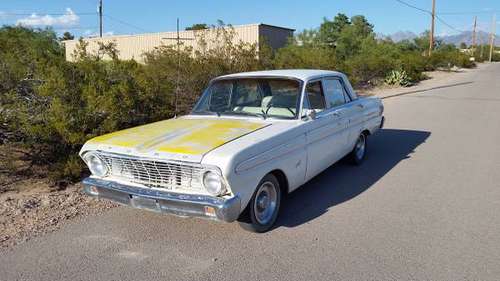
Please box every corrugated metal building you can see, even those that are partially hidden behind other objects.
[64,23,294,62]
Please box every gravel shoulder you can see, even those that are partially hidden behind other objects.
[0,177,116,248]
[361,63,490,99]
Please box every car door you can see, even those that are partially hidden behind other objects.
[323,77,363,154]
[303,79,349,181]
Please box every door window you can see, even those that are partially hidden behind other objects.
[304,81,326,112]
[323,79,349,108]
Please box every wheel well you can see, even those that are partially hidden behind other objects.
[362,129,371,136]
[270,169,289,195]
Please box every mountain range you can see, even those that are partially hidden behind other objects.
[385,30,499,47]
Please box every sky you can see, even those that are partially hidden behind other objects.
[1,0,499,38]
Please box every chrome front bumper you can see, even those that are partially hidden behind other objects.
[82,177,241,222]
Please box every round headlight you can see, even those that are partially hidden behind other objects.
[203,171,225,196]
[83,152,108,177]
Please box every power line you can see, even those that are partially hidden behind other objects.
[435,15,464,33]
[0,12,96,16]
[395,0,431,14]
[53,26,99,31]
[394,0,465,33]
[438,10,500,15]
[103,14,149,33]
[395,0,498,16]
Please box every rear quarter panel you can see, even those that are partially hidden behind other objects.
[360,96,384,135]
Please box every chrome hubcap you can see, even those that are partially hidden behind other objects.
[254,181,278,225]
[355,134,366,160]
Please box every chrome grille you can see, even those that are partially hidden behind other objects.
[97,152,204,192]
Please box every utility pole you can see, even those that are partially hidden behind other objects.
[99,0,103,37]
[162,18,195,117]
[472,16,477,55]
[429,0,436,56]
[489,14,497,62]
[480,35,485,60]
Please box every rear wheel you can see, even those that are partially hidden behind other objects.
[238,174,281,233]
[350,133,367,165]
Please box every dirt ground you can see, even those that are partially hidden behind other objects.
[361,64,488,98]
[0,146,116,248]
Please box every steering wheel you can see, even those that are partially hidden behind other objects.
[265,103,295,116]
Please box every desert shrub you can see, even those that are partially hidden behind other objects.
[397,52,428,81]
[426,49,475,70]
[273,45,336,69]
[341,38,399,86]
[385,70,412,87]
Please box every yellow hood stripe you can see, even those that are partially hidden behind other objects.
[88,118,266,155]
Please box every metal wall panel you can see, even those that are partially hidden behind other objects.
[64,24,292,62]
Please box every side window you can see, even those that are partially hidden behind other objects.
[304,81,326,112]
[323,79,350,108]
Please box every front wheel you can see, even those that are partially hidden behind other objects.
[238,174,281,233]
[349,133,367,165]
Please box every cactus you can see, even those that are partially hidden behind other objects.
[384,70,412,87]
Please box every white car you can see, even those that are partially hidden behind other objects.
[80,69,384,232]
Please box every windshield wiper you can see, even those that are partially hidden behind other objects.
[191,110,221,117]
[220,111,266,119]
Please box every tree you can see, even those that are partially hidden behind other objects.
[295,29,319,46]
[350,15,374,38]
[185,23,208,31]
[61,31,74,41]
[318,13,350,45]
[333,15,375,61]
[459,42,467,49]
[413,31,443,54]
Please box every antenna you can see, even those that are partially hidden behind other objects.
[162,18,195,117]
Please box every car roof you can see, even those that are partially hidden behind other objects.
[215,69,345,81]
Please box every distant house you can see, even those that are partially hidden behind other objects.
[64,23,294,62]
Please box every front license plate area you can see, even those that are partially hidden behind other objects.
[130,195,160,211]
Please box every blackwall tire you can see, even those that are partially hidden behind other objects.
[238,174,281,233]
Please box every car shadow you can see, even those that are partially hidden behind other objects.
[275,128,431,229]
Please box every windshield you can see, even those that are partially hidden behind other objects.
[192,78,302,119]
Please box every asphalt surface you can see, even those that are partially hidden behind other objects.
[2,63,500,281]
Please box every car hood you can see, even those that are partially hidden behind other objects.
[80,117,270,162]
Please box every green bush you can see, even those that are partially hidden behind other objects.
[273,45,336,70]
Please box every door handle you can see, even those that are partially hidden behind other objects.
[357,104,364,109]
[333,112,341,117]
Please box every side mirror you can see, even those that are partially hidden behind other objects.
[302,109,316,120]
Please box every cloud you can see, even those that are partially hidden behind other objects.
[83,29,115,37]
[16,8,79,27]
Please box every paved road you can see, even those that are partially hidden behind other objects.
[2,64,500,281]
